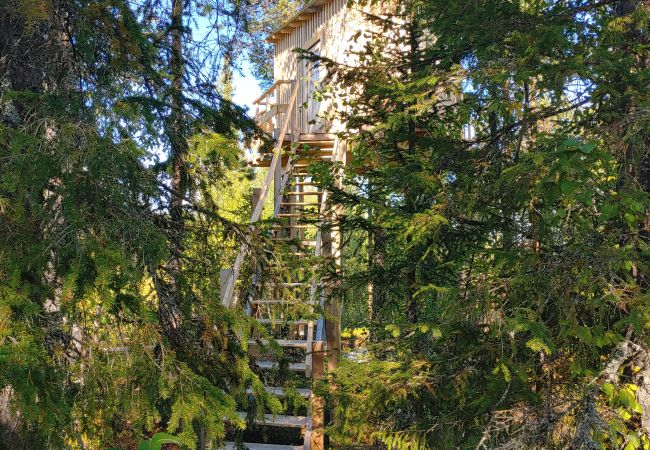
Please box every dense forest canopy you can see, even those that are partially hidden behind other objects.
[0,0,648,449]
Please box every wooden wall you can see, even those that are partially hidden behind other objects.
[273,0,368,135]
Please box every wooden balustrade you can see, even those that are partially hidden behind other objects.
[253,79,294,140]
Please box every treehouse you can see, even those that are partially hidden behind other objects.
[219,1,369,449]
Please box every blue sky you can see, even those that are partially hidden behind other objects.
[232,62,263,114]
[191,12,262,114]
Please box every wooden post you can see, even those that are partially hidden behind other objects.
[220,268,232,305]
[325,139,344,372]
[292,79,300,141]
[324,288,341,371]
[251,187,263,212]
[310,341,325,450]
[274,154,283,208]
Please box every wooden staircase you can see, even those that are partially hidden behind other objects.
[221,79,342,450]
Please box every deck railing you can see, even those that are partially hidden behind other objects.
[253,79,296,140]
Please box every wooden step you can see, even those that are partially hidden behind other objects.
[264,282,309,287]
[255,360,306,372]
[290,182,319,186]
[271,239,317,246]
[251,299,315,305]
[222,442,302,450]
[248,339,308,348]
[272,224,317,229]
[276,213,319,218]
[256,318,311,325]
[283,191,323,196]
[237,412,309,429]
[294,149,333,155]
[297,133,336,144]
[292,156,333,163]
[248,386,311,398]
[280,202,320,207]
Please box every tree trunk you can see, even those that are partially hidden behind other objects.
[369,224,386,323]
[0,1,76,445]
[157,0,188,343]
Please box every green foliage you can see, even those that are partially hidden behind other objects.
[137,433,184,450]
[0,0,270,448]
[319,0,650,448]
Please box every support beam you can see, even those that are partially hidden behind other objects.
[310,341,325,450]
[251,188,262,211]
[220,268,232,304]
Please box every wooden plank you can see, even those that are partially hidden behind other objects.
[252,80,291,105]
[310,341,325,450]
[257,104,288,126]
[222,442,301,450]
[247,386,312,398]
[220,268,232,305]
[298,133,336,142]
[248,339,308,348]
[255,318,311,325]
[276,213,319,218]
[305,319,314,377]
[283,191,323,196]
[280,202,320,206]
[255,360,307,372]
[265,1,329,43]
[251,299,316,305]
[237,412,309,428]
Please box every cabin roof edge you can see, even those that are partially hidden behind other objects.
[266,0,334,44]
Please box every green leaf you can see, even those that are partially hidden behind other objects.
[618,388,642,413]
[526,337,552,355]
[575,326,592,344]
[561,180,579,195]
[138,433,184,450]
[580,142,596,154]
[560,137,581,150]
[493,362,511,383]
[601,382,615,400]
[624,433,640,450]
[619,407,633,421]
[576,191,592,205]
[624,212,637,227]
[599,203,619,222]
[385,324,401,338]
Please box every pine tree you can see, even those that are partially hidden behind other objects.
[316,0,650,448]
[0,1,272,448]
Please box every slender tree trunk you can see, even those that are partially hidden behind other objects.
[0,2,76,445]
[617,0,650,433]
[157,0,187,343]
[403,0,420,325]
[367,177,386,327]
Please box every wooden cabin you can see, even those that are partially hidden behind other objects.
[220,2,371,449]
[253,0,369,144]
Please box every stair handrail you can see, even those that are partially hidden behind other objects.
[222,79,300,308]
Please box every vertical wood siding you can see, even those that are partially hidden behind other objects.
[273,0,367,134]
